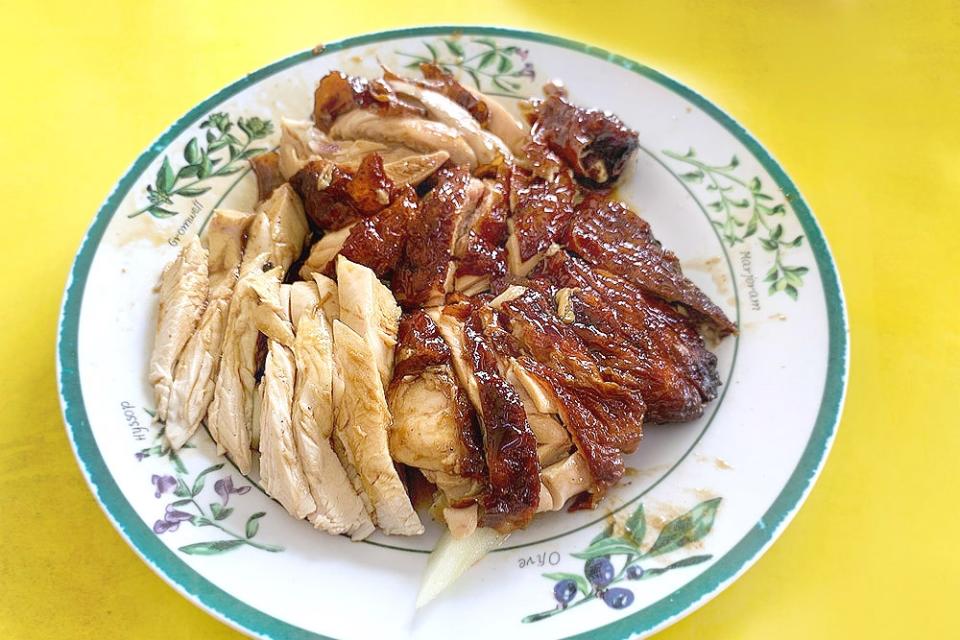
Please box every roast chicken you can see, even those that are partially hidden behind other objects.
[150,63,734,545]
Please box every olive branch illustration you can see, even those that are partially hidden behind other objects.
[523,498,720,623]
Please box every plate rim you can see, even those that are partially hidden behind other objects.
[56,24,849,640]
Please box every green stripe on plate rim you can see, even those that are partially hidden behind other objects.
[56,25,849,640]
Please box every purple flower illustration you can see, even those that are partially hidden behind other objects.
[517,62,535,80]
[518,48,530,61]
[135,451,148,461]
[151,474,177,498]
[153,505,194,534]
[214,476,251,505]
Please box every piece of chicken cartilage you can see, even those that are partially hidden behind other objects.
[251,281,316,520]
[330,109,477,170]
[207,256,280,475]
[246,183,310,274]
[332,320,423,536]
[382,151,449,187]
[393,168,484,308]
[540,452,592,510]
[336,256,402,390]
[387,80,511,165]
[442,504,479,540]
[150,236,208,423]
[292,300,375,539]
[165,209,254,450]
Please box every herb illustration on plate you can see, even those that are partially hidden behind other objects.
[522,498,720,623]
[136,408,283,555]
[396,37,535,97]
[129,113,273,219]
[664,148,809,299]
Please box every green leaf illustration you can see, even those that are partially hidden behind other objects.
[198,155,213,179]
[625,503,646,545]
[465,68,482,90]
[246,512,266,539]
[785,284,799,300]
[170,499,194,508]
[647,498,721,557]
[497,55,513,73]
[642,554,713,577]
[191,463,225,496]
[177,164,200,180]
[177,186,210,197]
[179,540,246,555]
[680,170,704,182]
[478,51,497,69]
[424,42,439,61]
[156,158,175,193]
[749,176,762,192]
[172,478,191,498]
[443,39,465,57]
[543,572,590,596]
[210,503,234,521]
[571,536,639,559]
[783,269,804,288]
[184,138,200,164]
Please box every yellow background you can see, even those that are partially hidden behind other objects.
[1,1,957,637]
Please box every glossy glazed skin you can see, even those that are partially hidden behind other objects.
[251,68,729,531]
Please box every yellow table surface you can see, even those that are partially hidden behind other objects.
[2,1,957,637]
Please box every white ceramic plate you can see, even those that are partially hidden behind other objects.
[58,26,848,640]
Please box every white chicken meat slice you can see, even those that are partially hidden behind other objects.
[298,224,354,280]
[279,117,449,187]
[332,320,423,536]
[330,109,477,169]
[464,86,529,156]
[207,184,309,459]
[311,274,340,331]
[292,298,375,539]
[165,209,253,450]
[252,281,317,519]
[249,183,310,272]
[207,257,278,474]
[149,235,208,423]
[335,256,401,390]
[388,80,511,165]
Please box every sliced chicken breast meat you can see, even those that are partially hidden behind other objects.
[253,281,316,519]
[291,290,375,539]
[330,109,477,169]
[165,209,253,450]
[332,320,423,535]
[149,236,208,422]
